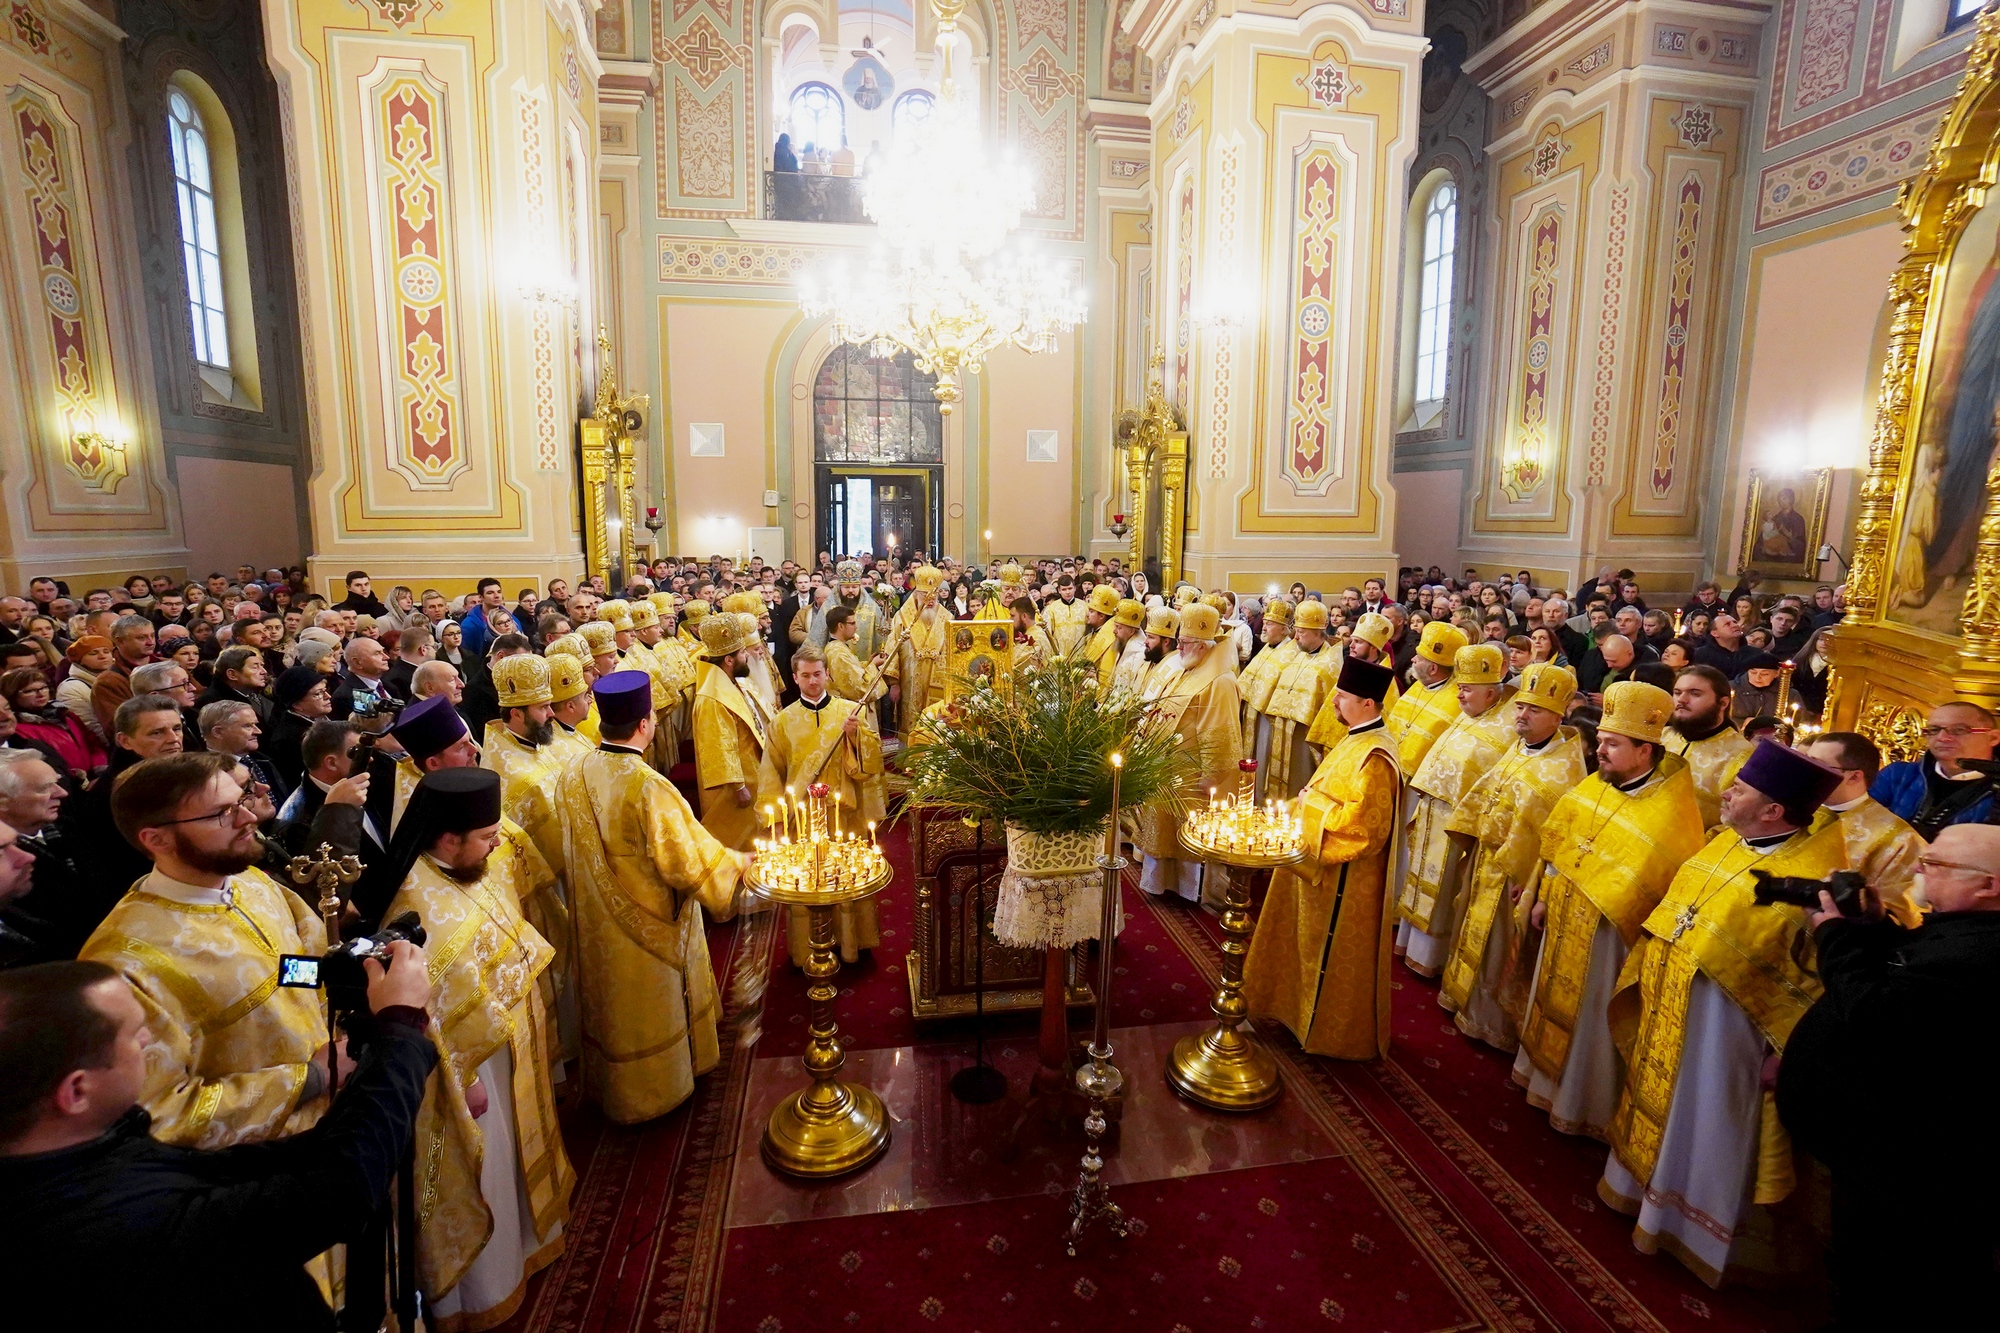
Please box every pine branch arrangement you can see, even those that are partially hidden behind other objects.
[899,656,1204,834]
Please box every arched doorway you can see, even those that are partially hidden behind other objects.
[812,344,944,559]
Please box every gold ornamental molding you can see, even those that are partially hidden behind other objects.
[1830,8,2000,731]
[580,326,651,586]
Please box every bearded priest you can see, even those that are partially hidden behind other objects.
[557,672,750,1123]
[1109,599,1150,696]
[1132,603,1243,907]
[1514,681,1705,1141]
[1076,584,1126,688]
[1663,665,1753,835]
[1397,643,1516,978]
[884,566,950,735]
[1244,655,1402,1059]
[1139,606,1183,702]
[1600,739,1847,1286]
[1384,621,1468,776]
[366,768,574,1329]
[692,613,770,852]
[759,644,884,966]
[1439,662,1588,1052]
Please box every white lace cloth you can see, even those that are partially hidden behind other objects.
[993,866,1125,949]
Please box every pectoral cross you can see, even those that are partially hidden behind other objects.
[1669,903,1699,943]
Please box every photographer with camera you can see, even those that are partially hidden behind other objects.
[330,634,406,723]
[1777,822,2000,1326]
[0,941,437,1333]
[275,719,382,860]
[1598,738,1846,1286]
[77,753,342,1149]
[1869,700,1998,839]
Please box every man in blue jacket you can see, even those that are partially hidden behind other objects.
[1870,700,1998,840]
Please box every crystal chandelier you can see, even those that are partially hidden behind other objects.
[798,0,1085,414]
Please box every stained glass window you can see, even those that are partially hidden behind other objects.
[168,89,229,369]
[892,90,935,143]
[813,346,944,464]
[1414,179,1456,406]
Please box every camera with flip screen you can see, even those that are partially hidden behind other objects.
[278,910,427,1017]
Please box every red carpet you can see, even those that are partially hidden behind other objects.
[497,827,1824,1333]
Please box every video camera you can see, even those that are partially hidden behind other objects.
[1750,868,1873,918]
[278,910,426,1020]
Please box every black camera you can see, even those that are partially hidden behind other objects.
[1751,868,1871,917]
[279,910,426,1017]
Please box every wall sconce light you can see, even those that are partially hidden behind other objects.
[69,426,131,494]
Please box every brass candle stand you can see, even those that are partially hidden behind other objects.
[745,783,895,1178]
[1169,759,1303,1112]
[287,842,363,950]
[1066,753,1136,1255]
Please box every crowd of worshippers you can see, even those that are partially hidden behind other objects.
[0,552,1988,1330]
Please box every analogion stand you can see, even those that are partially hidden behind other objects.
[1168,760,1305,1112]
[746,784,896,1178]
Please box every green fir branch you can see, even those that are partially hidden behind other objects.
[897,657,1204,835]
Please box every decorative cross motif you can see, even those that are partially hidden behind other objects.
[1674,104,1719,150]
[667,16,741,90]
[1529,133,1565,183]
[1024,58,1063,103]
[1306,62,1348,108]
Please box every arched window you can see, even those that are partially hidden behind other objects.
[789,81,845,151]
[891,89,935,142]
[813,345,942,463]
[1414,179,1456,406]
[168,88,228,369]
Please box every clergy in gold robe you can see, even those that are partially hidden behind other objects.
[1806,732,1924,926]
[692,613,769,852]
[824,561,886,657]
[1663,664,1753,834]
[825,606,889,718]
[1439,662,1588,1052]
[368,770,574,1329]
[678,599,711,652]
[1514,681,1706,1141]
[1138,606,1183,702]
[1600,740,1847,1287]
[1133,603,1243,906]
[1306,612,1399,751]
[1009,596,1058,672]
[630,601,692,773]
[1384,621,1470,776]
[82,753,331,1149]
[759,645,885,966]
[1109,599,1151,696]
[1040,576,1090,656]
[556,671,749,1124]
[1075,585,1125,687]
[884,566,949,734]
[1236,599,1295,790]
[1244,654,1402,1059]
[722,593,785,720]
[1259,600,1338,799]
[544,644,600,752]
[1398,643,1516,977]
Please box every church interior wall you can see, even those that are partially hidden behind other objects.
[1701,0,1979,601]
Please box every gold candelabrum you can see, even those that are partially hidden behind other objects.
[745,783,895,1177]
[1170,759,1304,1111]
[1115,352,1190,587]
[580,325,651,587]
[287,842,364,949]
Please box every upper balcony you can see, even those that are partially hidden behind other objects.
[766,170,871,225]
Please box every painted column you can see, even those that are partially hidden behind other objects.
[0,1,183,586]
[1126,0,1426,593]
[1463,0,1768,590]
[264,0,602,596]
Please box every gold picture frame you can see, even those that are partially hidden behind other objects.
[945,614,1016,703]
[1824,8,2000,753]
[1735,468,1832,580]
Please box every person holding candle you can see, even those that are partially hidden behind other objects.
[1132,603,1244,908]
[691,614,770,852]
[758,646,884,966]
[1397,644,1518,978]
[1243,654,1403,1059]
[1438,662,1588,1052]
[555,671,752,1124]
